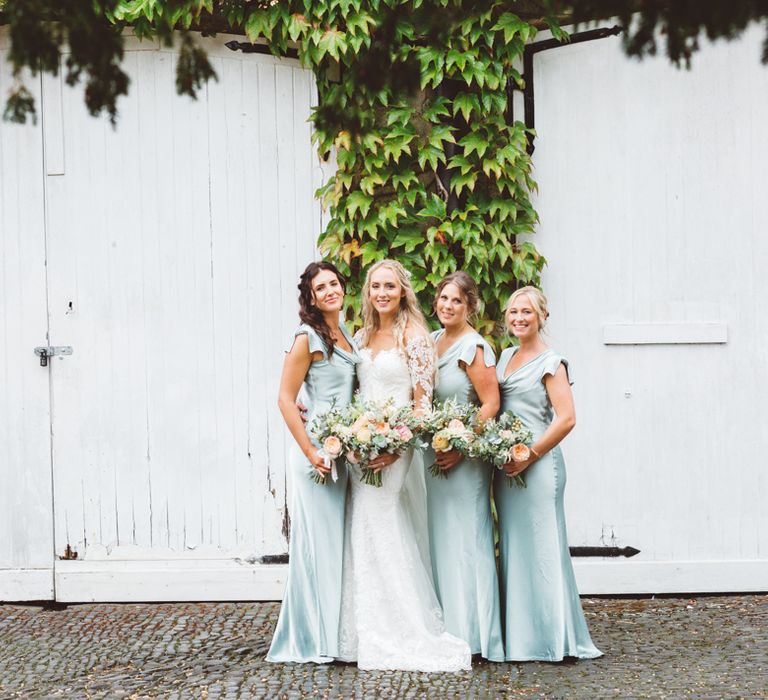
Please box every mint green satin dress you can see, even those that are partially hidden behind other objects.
[495,347,602,661]
[425,329,505,662]
[267,324,358,664]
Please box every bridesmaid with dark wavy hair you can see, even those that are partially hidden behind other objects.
[267,261,359,664]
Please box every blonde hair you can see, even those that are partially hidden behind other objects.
[504,286,549,332]
[360,259,429,352]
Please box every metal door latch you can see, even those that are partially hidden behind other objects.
[34,346,73,367]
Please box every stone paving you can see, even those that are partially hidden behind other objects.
[1,595,766,699]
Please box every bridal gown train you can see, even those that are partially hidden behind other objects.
[338,336,472,672]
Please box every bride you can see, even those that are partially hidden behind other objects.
[338,259,471,672]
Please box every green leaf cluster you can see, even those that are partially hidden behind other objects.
[273,0,548,345]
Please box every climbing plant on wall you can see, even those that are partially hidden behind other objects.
[5,0,553,341]
[226,1,548,338]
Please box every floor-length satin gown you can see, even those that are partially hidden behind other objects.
[338,334,471,672]
[425,329,504,661]
[495,347,602,662]
[267,324,358,663]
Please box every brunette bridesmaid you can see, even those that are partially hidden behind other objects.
[267,262,359,663]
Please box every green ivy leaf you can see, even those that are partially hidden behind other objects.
[459,131,489,159]
[452,92,481,122]
[345,191,374,219]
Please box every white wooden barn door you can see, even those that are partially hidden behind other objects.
[530,26,768,592]
[0,38,55,601]
[40,36,320,601]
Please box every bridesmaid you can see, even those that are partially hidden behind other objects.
[426,271,504,662]
[494,286,602,661]
[267,261,359,664]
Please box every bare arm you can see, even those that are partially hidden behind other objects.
[504,363,575,477]
[464,346,500,424]
[277,335,329,475]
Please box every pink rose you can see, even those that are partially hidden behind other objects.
[394,424,413,441]
[447,418,465,432]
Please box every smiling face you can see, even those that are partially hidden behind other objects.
[506,293,540,340]
[311,269,344,313]
[436,282,469,329]
[368,266,403,318]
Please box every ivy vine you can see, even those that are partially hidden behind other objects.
[233,1,547,341]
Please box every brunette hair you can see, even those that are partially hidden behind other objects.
[298,261,346,358]
[433,271,481,320]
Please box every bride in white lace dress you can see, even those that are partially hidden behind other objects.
[338,260,471,672]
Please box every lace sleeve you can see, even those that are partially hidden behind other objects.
[353,329,365,348]
[406,333,435,412]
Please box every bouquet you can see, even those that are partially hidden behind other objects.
[343,397,425,487]
[422,399,479,478]
[306,401,351,484]
[470,410,534,488]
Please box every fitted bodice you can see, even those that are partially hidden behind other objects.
[356,347,413,408]
[496,347,570,438]
[432,329,496,405]
[293,323,359,424]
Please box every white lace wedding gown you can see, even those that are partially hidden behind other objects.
[338,335,472,672]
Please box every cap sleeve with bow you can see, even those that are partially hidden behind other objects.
[458,333,496,368]
[541,352,572,386]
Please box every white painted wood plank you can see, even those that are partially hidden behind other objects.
[0,570,54,602]
[574,560,768,595]
[603,323,727,345]
[55,560,288,602]
[0,51,54,580]
[41,67,66,175]
[256,62,292,553]
[52,558,768,600]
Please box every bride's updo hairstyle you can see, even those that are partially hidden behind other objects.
[360,259,429,352]
[504,285,549,333]
[433,271,480,321]
[298,261,346,358]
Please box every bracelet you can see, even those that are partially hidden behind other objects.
[530,447,541,459]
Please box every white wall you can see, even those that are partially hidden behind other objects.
[531,25,768,592]
[0,36,55,600]
[0,30,324,601]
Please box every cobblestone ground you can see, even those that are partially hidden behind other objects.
[1,595,766,699]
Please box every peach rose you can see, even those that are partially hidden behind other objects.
[374,421,391,434]
[447,418,465,432]
[511,443,531,462]
[323,436,342,458]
